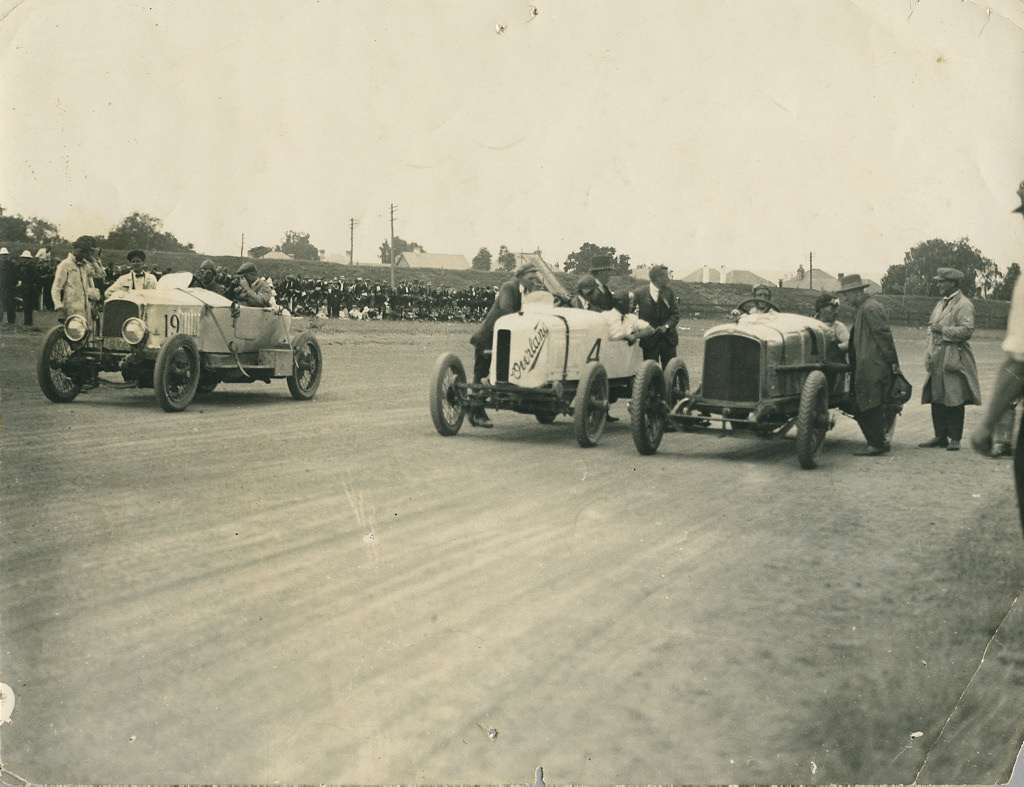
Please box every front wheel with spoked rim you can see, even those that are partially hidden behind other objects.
[429,352,467,436]
[37,325,83,403]
[154,334,201,412]
[573,361,608,447]
[796,370,830,469]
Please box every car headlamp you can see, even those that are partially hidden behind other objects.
[121,317,148,345]
[63,315,88,342]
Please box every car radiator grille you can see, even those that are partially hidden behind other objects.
[494,329,511,382]
[101,300,140,338]
[702,334,760,401]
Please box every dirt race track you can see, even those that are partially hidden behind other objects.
[2,313,1023,785]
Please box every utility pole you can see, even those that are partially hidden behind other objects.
[808,251,813,289]
[240,233,245,261]
[389,203,397,287]
[349,218,357,267]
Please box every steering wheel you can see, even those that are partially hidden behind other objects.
[735,297,780,315]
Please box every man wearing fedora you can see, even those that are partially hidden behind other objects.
[51,235,106,324]
[838,273,901,456]
[971,181,1024,533]
[919,267,982,451]
[587,256,616,312]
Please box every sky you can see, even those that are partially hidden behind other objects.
[1,0,1023,282]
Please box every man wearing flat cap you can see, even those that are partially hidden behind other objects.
[838,273,902,456]
[919,268,981,451]
[105,250,158,297]
[51,235,107,323]
[234,260,276,307]
[587,256,616,311]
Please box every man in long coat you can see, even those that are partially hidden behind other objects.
[838,273,901,456]
[468,263,542,427]
[919,268,982,451]
[51,235,106,323]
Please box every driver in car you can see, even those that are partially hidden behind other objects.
[233,261,276,307]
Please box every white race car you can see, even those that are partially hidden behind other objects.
[429,299,647,447]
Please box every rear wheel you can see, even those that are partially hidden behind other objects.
[287,332,323,400]
[573,362,608,447]
[429,352,467,436]
[37,325,82,403]
[796,370,829,469]
[154,334,200,412]
[630,360,666,455]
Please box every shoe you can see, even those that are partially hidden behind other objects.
[991,443,1013,458]
[468,409,493,429]
[946,439,961,451]
[917,437,949,448]
[853,445,890,456]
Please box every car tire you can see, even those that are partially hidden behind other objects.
[37,325,83,403]
[429,352,467,436]
[287,332,323,400]
[573,361,608,448]
[796,370,829,469]
[154,334,201,412]
[630,360,666,455]
[662,357,689,410]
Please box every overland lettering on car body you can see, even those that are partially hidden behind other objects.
[509,321,549,381]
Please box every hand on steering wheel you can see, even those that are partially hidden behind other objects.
[735,297,779,315]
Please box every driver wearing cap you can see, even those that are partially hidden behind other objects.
[234,261,276,307]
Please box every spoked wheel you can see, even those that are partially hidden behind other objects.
[154,334,201,412]
[429,352,467,436]
[796,370,830,469]
[630,360,667,455]
[573,361,608,447]
[287,332,323,400]
[37,325,83,403]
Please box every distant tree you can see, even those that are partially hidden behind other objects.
[496,245,516,272]
[278,231,319,261]
[992,262,1021,301]
[107,212,192,252]
[0,211,30,243]
[472,247,492,271]
[27,218,61,246]
[248,245,272,259]
[881,237,997,298]
[379,236,425,265]
[562,242,631,275]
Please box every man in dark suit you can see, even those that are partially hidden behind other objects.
[633,264,680,367]
[468,264,543,427]
[588,256,616,312]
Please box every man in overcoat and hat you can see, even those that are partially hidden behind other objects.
[51,235,106,323]
[838,273,901,456]
[919,268,982,451]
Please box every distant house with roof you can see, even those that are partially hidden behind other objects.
[779,267,881,294]
[260,250,295,260]
[681,265,774,287]
[396,251,470,270]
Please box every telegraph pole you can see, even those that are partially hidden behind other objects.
[349,218,357,267]
[389,203,397,287]
[240,233,245,261]
[808,251,813,289]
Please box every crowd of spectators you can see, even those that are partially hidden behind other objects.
[0,248,502,324]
